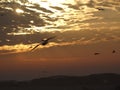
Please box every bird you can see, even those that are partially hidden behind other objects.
[0,14,4,16]
[96,7,104,11]
[41,36,56,45]
[30,36,56,51]
[112,50,116,53]
[94,52,100,55]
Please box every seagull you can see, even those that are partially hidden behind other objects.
[0,14,4,16]
[94,52,100,55]
[96,7,104,11]
[31,36,56,51]
[112,50,116,53]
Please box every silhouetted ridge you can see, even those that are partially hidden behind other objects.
[30,73,120,84]
[0,73,120,90]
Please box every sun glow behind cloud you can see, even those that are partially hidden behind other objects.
[0,0,120,55]
[28,0,65,5]
[15,8,24,14]
[0,39,94,55]
[1,35,120,55]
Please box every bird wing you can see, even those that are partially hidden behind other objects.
[112,50,115,53]
[94,53,100,55]
[47,36,56,40]
[31,44,40,51]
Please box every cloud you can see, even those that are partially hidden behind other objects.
[0,36,115,55]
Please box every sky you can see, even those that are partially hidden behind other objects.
[0,0,120,80]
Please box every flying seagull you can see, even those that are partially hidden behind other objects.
[94,52,100,55]
[96,7,104,11]
[112,50,116,53]
[31,36,56,51]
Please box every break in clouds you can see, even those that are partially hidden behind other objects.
[0,0,120,54]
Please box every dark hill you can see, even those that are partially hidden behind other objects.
[0,73,120,90]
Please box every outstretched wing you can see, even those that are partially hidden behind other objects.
[47,36,56,41]
[112,50,116,53]
[31,44,40,51]
[94,53,100,55]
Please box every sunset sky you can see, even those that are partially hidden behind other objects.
[0,0,120,80]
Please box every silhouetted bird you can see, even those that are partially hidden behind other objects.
[112,50,116,53]
[31,36,56,51]
[0,14,4,16]
[96,7,104,11]
[94,52,100,55]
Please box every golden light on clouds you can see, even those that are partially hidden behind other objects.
[28,0,65,5]
[0,36,118,55]
[47,0,65,6]
[15,8,24,14]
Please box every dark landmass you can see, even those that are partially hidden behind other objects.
[0,73,120,90]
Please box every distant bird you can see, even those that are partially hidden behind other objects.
[96,7,104,11]
[94,52,100,55]
[112,50,116,53]
[31,36,56,51]
[0,14,4,16]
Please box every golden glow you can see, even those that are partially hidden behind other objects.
[27,0,68,10]
[28,0,40,3]
[80,0,91,4]
[28,0,65,5]
[7,32,32,35]
[0,36,118,54]
[47,0,65,6]
[15,8,24,14]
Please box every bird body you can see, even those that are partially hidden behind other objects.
[41,40,48,45]
[94,52,100,55]
[112,50,116,53]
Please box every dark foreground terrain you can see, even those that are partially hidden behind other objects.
[0,73,120,90]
